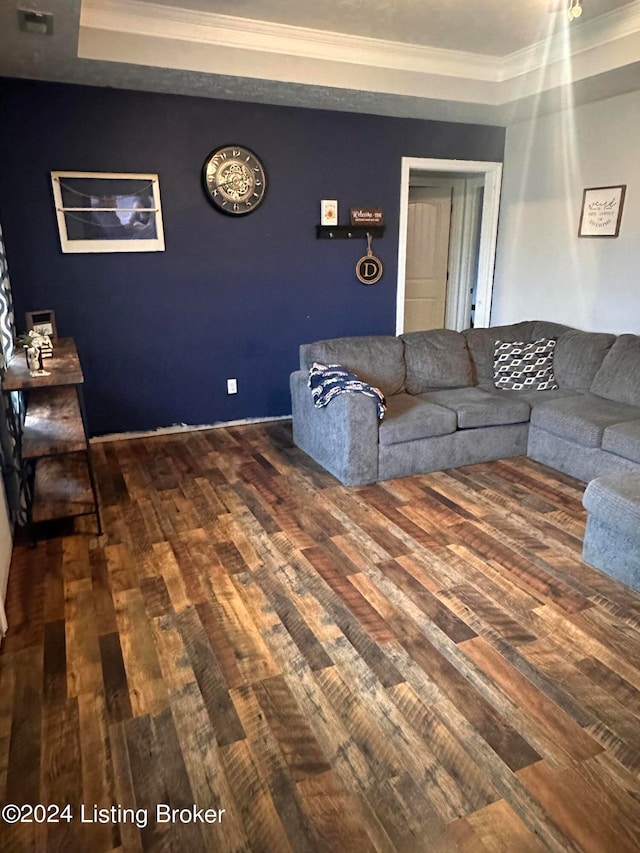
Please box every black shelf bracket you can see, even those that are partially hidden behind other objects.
[316,225,385,240]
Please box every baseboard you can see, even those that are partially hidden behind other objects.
[91,414,292,444]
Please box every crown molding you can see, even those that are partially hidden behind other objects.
[79,0,640,114]
[502,0,640,78]
[81,0,502,81]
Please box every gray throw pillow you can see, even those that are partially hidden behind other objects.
[402,329,472,394]
[301,335,405,398]
[590,334,640,407]
[494,338,559,391]
[553,329,615,391]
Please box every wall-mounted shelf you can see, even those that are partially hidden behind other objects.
[316,225,385,240]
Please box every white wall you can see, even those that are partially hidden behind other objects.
[492,89,640,335]
[0,480,11,637]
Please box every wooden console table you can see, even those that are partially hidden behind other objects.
[2,338,102,537]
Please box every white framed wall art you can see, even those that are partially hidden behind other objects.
[51,171,166,253]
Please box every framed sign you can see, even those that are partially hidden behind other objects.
[51,171,165,253]
[321,200,338,226]
[578,185,626,238]
[26,309,57,339]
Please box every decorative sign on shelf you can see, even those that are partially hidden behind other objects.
[350,207,384,226]
[578,185,626,237]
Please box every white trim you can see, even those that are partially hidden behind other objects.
[83,0,640,85]
[90,414,292,444]
[0,480,12,640]
[475,165,502,328]
[396,158,502,334]
[444,181,467,331]
[82,0,502,81]
[502,1,640,82]
[455,176,485,330]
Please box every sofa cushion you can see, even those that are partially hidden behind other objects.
[530,320,574,340]
[590,334,640,407]
[531,394,640,448]
[420,387,530,429]
[299,335,405,398]
[479,384,581,408]
[379,393,457,446]
[601,420,640,465]
[463,322,537,385]
[553,330,616,392]
[401,329,472,394]
[493,338,559,391]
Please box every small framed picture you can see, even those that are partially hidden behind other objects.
[320,200,338,226]
[26,309,57,339]
[578,185,626,237]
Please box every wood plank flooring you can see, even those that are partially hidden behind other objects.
[2,420,640,851]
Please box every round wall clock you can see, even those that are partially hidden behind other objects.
[202,145,267,216]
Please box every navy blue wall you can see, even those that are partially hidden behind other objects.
[0,78,505,435]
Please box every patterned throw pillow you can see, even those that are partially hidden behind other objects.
[493,338,559,391]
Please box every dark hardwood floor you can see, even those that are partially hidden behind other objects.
[1,421,640,852]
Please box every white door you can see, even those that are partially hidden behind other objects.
[403,186,452,333]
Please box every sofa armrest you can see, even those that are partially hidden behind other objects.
[290,370,379,485]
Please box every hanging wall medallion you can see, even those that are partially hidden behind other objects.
[356,232,383,284]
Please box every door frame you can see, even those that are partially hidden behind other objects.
[396,158,503,333]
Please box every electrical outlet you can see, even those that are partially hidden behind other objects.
[227,378,238,394]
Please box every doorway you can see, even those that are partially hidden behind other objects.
[396,158,503,333]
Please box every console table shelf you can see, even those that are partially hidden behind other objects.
[31,454,95,524]
[22,387,86,458]
[3,338,102,537]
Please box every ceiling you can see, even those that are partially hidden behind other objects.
[1,0,640,124]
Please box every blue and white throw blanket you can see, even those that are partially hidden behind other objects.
[308,362,386,420]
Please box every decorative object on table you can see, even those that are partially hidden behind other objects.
[203,145,267,215]
[25,309,57,340]
[578,185,626,237]
[25,310,55,358]
[25,347,42,373]
[16,329,52,376]
[51,171,165,253]
[355,232,383,285]
[350,207,384,226]
[320,200,338,226]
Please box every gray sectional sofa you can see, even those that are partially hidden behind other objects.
[290,319,640,586]
[290,319,640,487]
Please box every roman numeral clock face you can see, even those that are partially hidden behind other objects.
[202,145,267,215]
